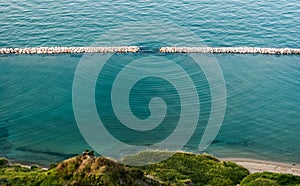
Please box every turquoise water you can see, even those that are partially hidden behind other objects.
[1,0,299,48]
[0,0,300,165]
[0,54,299,165]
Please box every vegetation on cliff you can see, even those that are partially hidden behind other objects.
[123,151,249,186]
[240,172,300,186]
[0,151,299,186]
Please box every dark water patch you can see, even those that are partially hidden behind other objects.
[0,127,9,138]
[16,147,78,159]
[212,139,250,147]
[0,127,12,156]
[212,139,221,144]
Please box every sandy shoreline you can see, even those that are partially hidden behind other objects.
[221,158,300,176]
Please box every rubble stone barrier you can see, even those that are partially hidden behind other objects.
[1,46,300,55]
[160,47,300,55]
[0,46,140,54]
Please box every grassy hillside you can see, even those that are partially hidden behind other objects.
[0,151,159,186]
[240,172,300,186]
[0,151,299,186]
[124,151,249,186]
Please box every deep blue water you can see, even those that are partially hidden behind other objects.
[0,0,300,165]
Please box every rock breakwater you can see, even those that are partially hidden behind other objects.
[0,46,140,54]
[1,46,300,55]
[160,47,300,55]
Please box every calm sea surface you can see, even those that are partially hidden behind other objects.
[0,0,299,165]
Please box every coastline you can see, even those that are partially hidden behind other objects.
[2,152,300,185]
[4,155,300,176]
[222,158,300,176]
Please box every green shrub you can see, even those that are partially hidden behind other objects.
[0,158,8,166]
[242,177,280,186]
[241,172,300,186]
[49,163,58,170]
[208,177,234,186]
[30,165,39,170]
[137,152,250,186]
[121,150,174,166]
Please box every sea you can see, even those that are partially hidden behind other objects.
[0,0,299,166]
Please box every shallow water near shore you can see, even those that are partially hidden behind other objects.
[0,54,299,166]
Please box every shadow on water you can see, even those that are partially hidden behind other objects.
[0,123,78,163]
[212,139,250,147]
[0,127,12,157]
[15,147,79,159]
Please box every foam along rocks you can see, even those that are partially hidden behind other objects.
[160,47,300,55]
[0,46,140,54]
